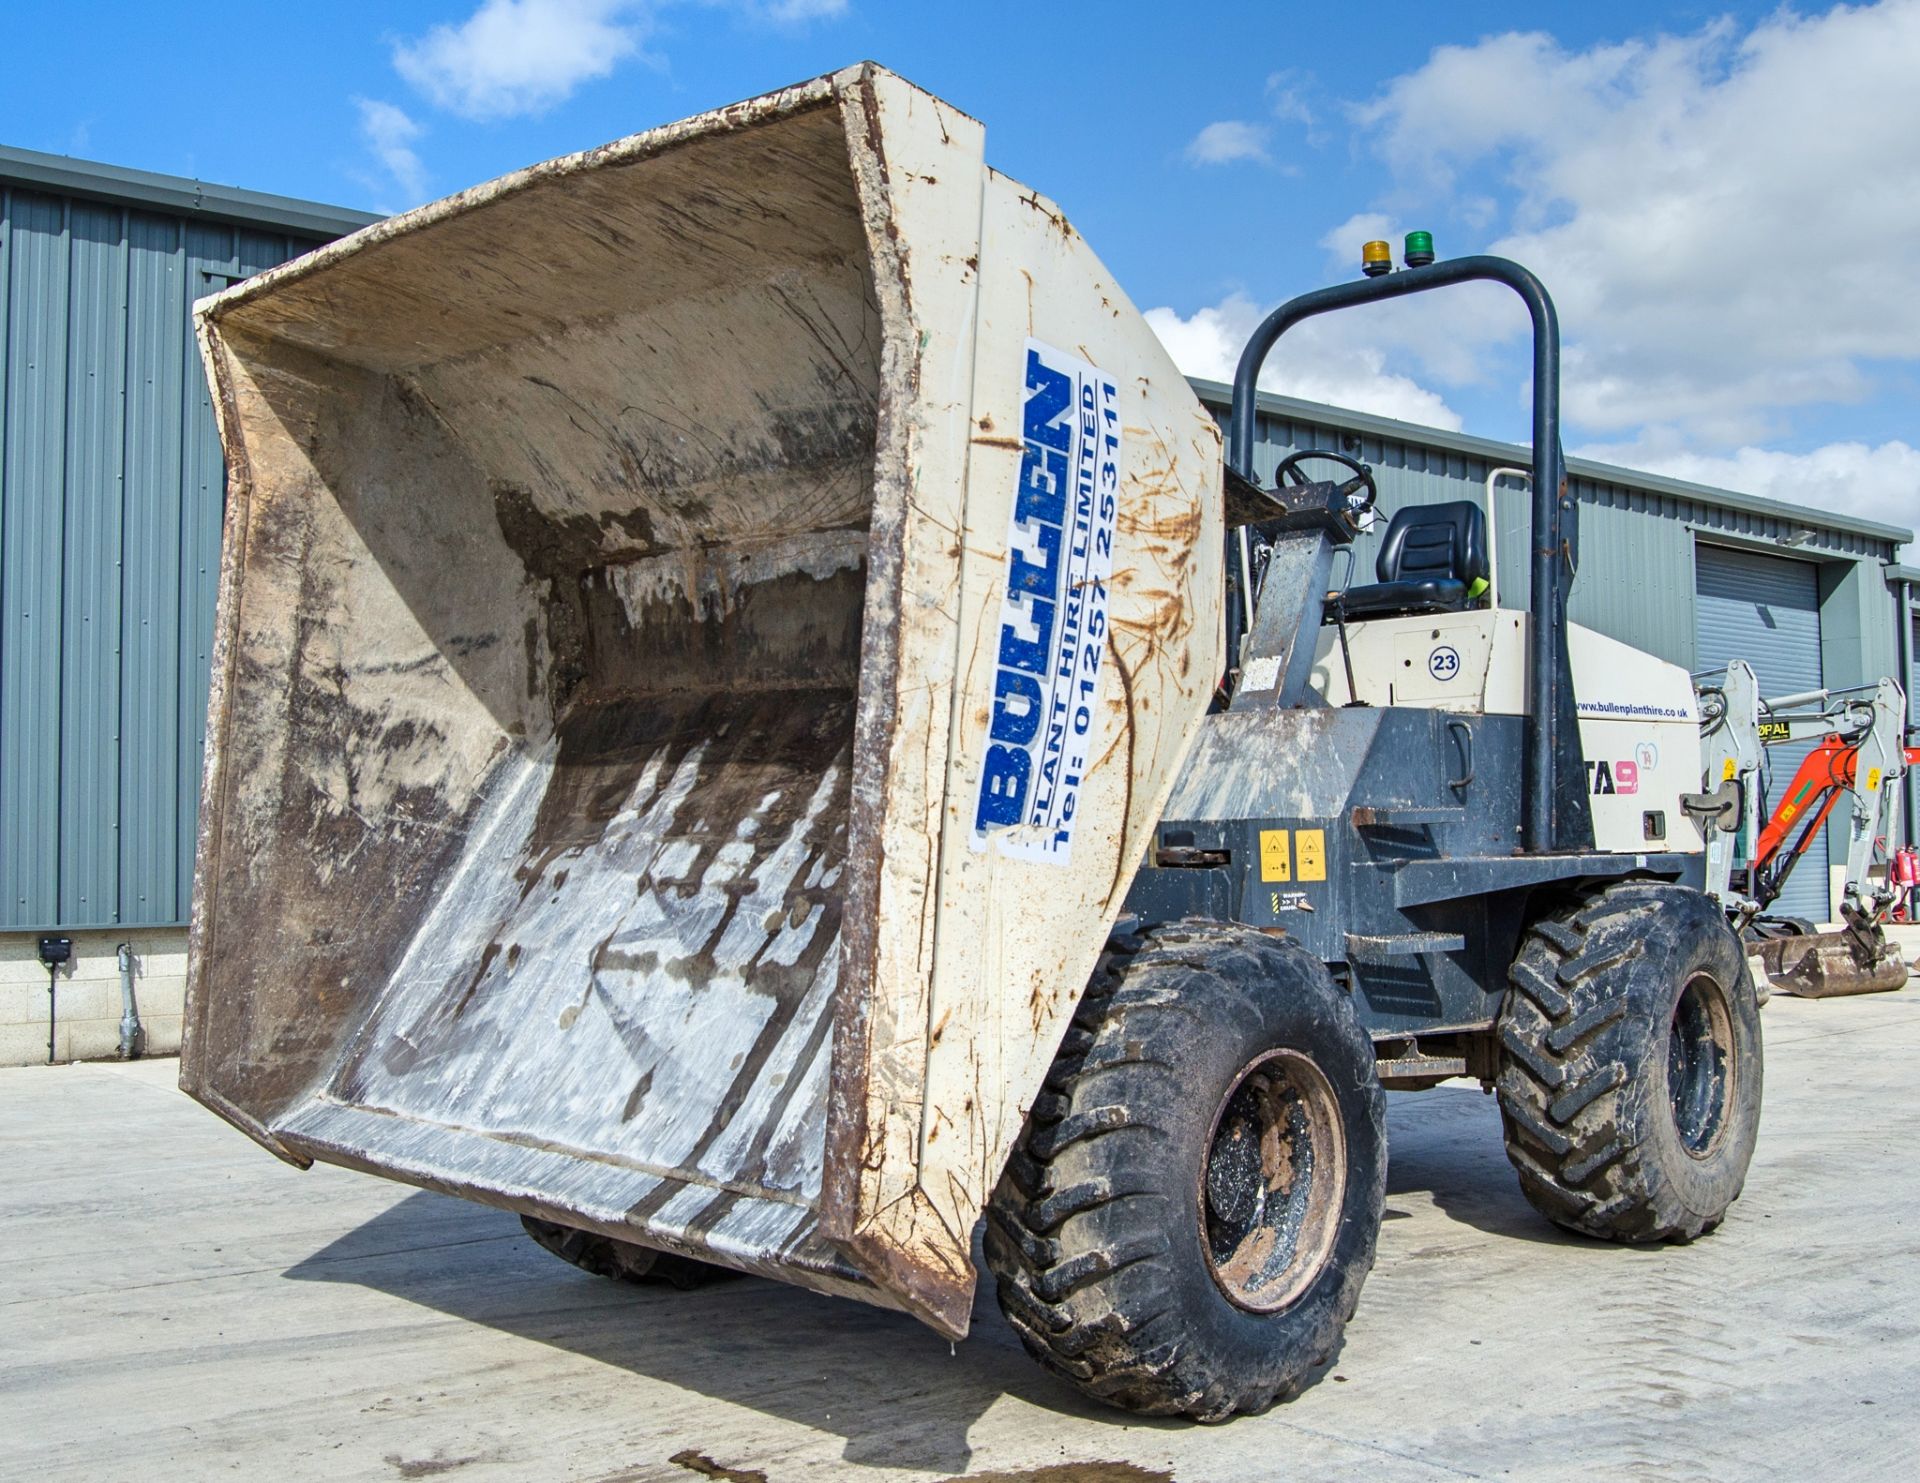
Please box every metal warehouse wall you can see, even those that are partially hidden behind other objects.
[0,186,329,930]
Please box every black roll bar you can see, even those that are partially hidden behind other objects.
[1227,255,1582,854]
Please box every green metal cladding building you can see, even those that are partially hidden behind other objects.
[0,145,375,1061]
[0,146,376,934]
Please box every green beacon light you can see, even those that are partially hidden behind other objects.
[1404,230,1435,268]
[1360,239,1393,278]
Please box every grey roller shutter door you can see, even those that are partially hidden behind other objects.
[1694,544,1828,922]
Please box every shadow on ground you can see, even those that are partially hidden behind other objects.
[285,1192,1168,1478]
[1383,1085,1586,1247]
[284,1084,1570,1477]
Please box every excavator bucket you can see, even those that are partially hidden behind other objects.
[180,64,1222,1337]
[1753,930,1909,998]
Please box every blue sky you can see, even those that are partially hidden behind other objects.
[7,1,1917,530]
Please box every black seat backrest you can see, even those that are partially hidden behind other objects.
[1375,500,1490,589]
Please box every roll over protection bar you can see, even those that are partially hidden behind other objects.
[1226,255,1593,854]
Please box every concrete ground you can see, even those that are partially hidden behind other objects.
[4,992,1916,1483]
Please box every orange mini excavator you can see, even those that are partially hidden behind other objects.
[1753,732,1919,916]
[1694,663,1913,996]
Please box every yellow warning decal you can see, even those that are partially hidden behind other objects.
[1297,828,1327,882]
[1722,758,1738,781]
[1866,767,1883,792]
[1260,829,1291,882]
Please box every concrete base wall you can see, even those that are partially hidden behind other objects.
[0,928,189,1066]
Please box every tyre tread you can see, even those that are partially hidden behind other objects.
[983,922,1383,1421]
[1493,882,1760,1244]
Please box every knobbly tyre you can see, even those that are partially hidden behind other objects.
[181,64,1763,1422]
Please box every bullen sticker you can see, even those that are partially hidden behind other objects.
[971,339,1121,864]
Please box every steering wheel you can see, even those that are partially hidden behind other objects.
[1271,449,1377,515]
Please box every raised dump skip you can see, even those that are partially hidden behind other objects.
[183,64,1223,1335]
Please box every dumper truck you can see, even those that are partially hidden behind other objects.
[181,64,1764,1421]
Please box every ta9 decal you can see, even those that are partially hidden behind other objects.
[1587,759,1641,795]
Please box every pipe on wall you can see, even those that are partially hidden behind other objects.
[117,943,143,1060]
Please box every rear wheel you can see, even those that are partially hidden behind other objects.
[984,922,1385,1421]
[521,1216,735,1290]
[1497,882,1763,1241]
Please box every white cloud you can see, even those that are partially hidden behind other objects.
[1319,212,1394,265]
[1577,432,1920,534]
[1265,70,1314,127]
[390,0,848,119]
[1186,121,1271,167]
[753,0,846,18]
[355,99,429,204]
[1354,3,1920,444]
[394,0,650,120]
[1144,293,1464,430]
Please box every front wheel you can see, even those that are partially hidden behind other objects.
[1497,882,1763,1241]
[984,922,1385,1422]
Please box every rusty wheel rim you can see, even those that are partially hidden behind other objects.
[1200,1048,1346,1313]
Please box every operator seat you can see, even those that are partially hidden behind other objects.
[1331,499,1490,621]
